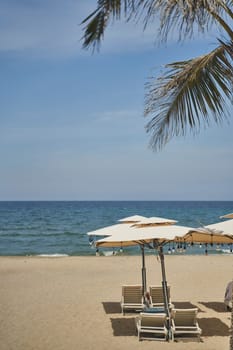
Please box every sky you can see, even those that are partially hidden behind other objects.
[0,0,233,201]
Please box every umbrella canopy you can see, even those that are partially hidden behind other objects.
[96,225,192,248]
[220,213,233,219]
[132,216,177,227]
[184,220,233,244]
[118,215,148,223]
[87,223,133,237]
[88,216,178,303]
[206,219,233,235]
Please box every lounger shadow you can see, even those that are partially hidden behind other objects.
[110,318,136,336]
[199,302,228,313]
[102,302,121,314]
[173,301,203,312]
[198,318,230,336]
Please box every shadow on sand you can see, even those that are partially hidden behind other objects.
[199,301,228,313]
[173,301,204,312]
[102,302,122,314]
[110,318,136,336]
[198,317,229,336]
[109,317,229,337]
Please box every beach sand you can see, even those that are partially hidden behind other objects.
[0,255,232,350]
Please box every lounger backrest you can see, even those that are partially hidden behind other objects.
[122,285,142,303]
[149,285,171,304]
[140,313,166,327]
[172,308,198,326]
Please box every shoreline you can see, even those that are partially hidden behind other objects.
[1,255,232,350]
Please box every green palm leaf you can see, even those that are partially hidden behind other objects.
[145,45,232,150]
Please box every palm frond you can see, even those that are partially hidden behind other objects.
[82,0,136,50]
[138,0,232,42]
[144,45,233,150]
[82,1,232,50]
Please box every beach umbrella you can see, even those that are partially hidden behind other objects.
[87,215,176,298]
[96,224,233,340]
[183,223,233,243]
[183,219,233,252]
[118,216,177,293]
[87,217,148,292]
[206,218,233,235]
[95,225,193,329]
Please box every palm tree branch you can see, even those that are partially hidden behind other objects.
[136,0,232,42]
[144,45,232,150]
[82,1,233,48]
[81,0,136,50]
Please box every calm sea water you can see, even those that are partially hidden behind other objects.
[0,201,232,256]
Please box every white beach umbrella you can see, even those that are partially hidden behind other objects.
[179,221,233,258]
[206,219,233,236]
[184,220,233,245]
[87,215,176,298]
[96,224,191,247]
[96,224,194,332]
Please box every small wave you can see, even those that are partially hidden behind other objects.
[220,249,233,254]
[36,254,69,258]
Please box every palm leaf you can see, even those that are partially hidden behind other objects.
[145,45,232,150]
[81,0,232,49]
[82,0,136,50]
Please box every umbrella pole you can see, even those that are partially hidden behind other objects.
[158,245,171,340]
[140,245,147,299]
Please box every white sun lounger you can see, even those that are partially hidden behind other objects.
[135,312,168,341]
[171,308,202,341]
[121,285,144,314]
[149,285,174,309]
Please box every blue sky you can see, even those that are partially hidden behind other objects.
[0,0,232,200]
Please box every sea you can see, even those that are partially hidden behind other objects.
[0,201,233,257]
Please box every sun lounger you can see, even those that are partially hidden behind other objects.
[171,308,202,341]
[149,285,174,309]
[135,312,168,341]
[121,285,144,314]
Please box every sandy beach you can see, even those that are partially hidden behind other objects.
[1,255,232,350]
